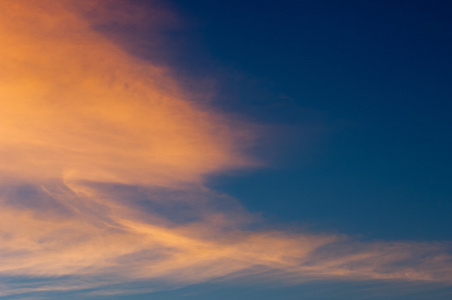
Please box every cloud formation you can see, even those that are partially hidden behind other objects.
[0,0,451,298]
[0,0,253,187]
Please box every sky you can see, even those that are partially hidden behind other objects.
[0,0,451,299]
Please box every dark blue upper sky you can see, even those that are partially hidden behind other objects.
[160,0,452,241]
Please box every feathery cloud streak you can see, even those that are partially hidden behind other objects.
[0,0,253,186]
[0,0,451,298]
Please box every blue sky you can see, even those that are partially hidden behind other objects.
[0,0,451,299]
[169,0,452,241]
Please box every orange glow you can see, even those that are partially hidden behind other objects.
[0,0,253,187]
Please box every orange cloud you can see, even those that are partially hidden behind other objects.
[0,0,253,187]
[0,0,451,298]
[1,182,451,298]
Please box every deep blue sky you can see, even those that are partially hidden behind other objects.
[157,0,452,241]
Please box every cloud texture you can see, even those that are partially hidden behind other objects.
[0,0,451,298]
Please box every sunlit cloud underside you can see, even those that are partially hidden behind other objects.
[0,0,451,298]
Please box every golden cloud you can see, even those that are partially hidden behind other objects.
[0,0,254,187]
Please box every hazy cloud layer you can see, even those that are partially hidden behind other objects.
[0,0,451,298]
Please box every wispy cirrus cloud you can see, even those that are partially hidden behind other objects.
[0,0,254,187]
[0,0,451,298]
[1,182,451,298]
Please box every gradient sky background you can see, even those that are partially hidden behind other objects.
[1,0,452,299]
[168,0,452,241]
